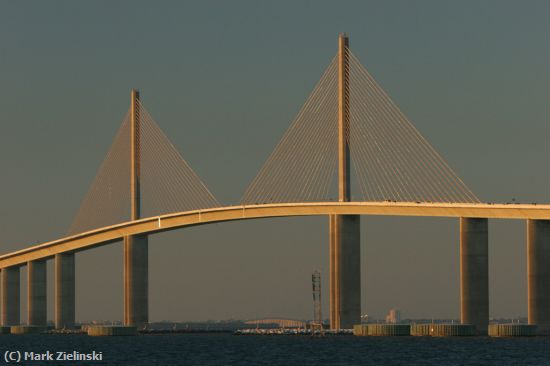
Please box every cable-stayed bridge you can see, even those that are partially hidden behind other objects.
[1,34,550,335]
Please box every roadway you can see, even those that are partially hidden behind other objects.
[1,201,549,268]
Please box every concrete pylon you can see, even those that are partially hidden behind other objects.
[329,33,361,330]
[27,260,47,326]
[124,234,148,327]
[124,89,148,328]
[55,253,75,329]
[329,214,360,329]
[460,217,488,335]
[527,219,550,335]
[1,266,20,326]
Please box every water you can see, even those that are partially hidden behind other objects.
[2,334,550,365]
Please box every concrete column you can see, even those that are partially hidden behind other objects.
[337,34,350,201]
[27,260,47,326]
[329,214,360,329]
[329,215,338,327]
[1,267,20,326]
[55,253,75,329]
[460,217,488,335]
[527,219,550,335]
[124,234,148,328]
[130,89,141,222]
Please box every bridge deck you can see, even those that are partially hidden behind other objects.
[2,201,550,268]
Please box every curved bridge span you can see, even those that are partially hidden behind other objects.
[2,201,549,268]
[5,33,550,335]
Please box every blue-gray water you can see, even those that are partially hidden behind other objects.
[3,334,550,365]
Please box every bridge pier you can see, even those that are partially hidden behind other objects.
[328,33,361,330]
[27,260,47,326]
[55,253,75,329]
[1,267,20,326]
[329,214,360,329]
[527,219,550,335]
[124,234,148,328]
[460,217,488,335]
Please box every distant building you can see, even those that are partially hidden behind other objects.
[385,309,401,324]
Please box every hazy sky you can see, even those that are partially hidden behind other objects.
[1,1,550,323]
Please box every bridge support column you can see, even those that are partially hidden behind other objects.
[55,253,75,329]
[1,267,20,326]
[124,235,148,328]
[329,214,360,329]
[27,260,47,326]
[527,219,550,335]
[460,217,488,335]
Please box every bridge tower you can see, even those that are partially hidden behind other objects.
[329,33,361,330]
[124,89,149,329]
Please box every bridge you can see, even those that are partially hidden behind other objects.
[2,34,549,335]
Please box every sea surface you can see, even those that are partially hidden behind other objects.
[2,334,550,365]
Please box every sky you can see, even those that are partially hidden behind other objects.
[1,0,550,323]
